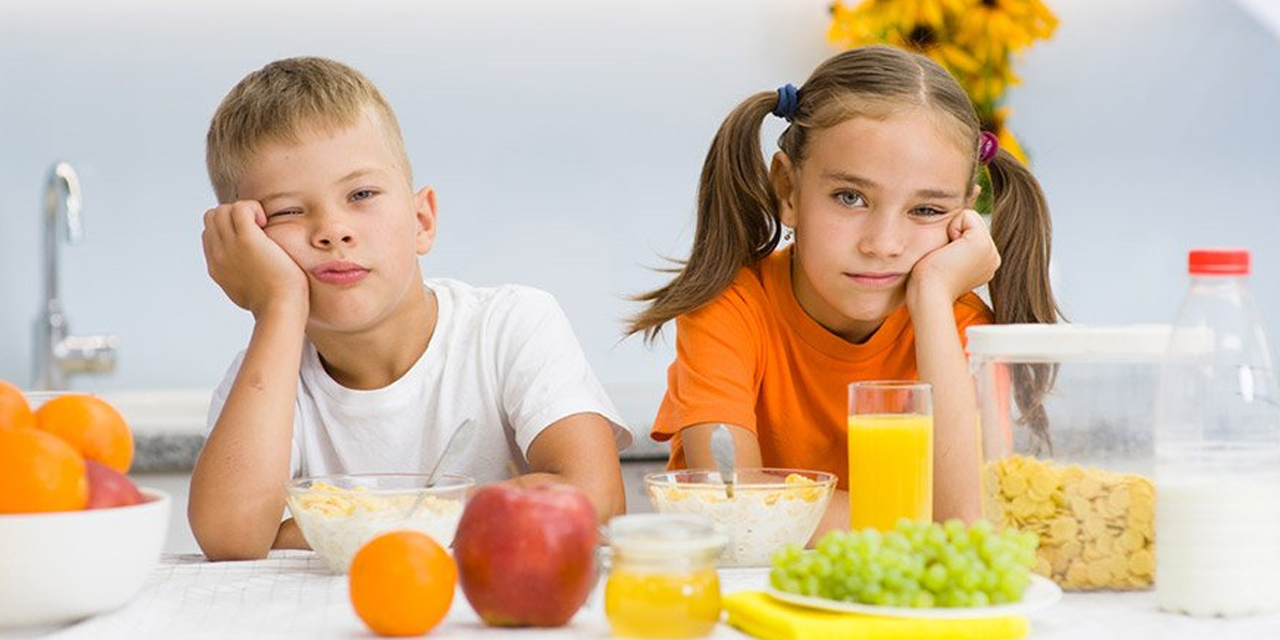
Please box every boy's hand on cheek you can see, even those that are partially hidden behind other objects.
[908,209,1000,303]
[202,200,309,317]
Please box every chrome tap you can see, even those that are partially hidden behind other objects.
[33,162,118,390]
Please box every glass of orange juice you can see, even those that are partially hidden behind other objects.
[847,381,933,531]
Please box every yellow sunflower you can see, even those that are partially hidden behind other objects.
[872,0,970,31]
[829,0,971,49]
[885,25,983,77]
[828,1,886,48]
[954,0,1058,58]
[997,126,1029,165]
[826,0,1054,167]
[953,61,1018,108]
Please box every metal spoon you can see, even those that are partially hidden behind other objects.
[710,424,737,499]
[403,418,476,519]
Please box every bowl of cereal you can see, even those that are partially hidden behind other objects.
[645,468,836,567]
[285,473,473,574]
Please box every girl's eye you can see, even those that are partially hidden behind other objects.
[266,209,301,220]
[836,191,866,207]
[911,206,948,218]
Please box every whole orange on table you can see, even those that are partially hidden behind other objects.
[349,531,457,637]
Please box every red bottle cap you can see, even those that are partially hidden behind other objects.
[1188,249,1250,275]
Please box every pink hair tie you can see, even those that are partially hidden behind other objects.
[978,131,999,165]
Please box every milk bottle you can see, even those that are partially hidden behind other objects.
[1154,248,1280,617]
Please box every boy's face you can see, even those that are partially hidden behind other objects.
[235,110,435,335]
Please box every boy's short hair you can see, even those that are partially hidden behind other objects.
[206,56,411,203]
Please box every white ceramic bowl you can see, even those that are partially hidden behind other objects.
[646,468,836,567]
[285,473,474,573]
[0,489,171,628]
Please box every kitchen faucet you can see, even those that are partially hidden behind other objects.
[33,161,118,390]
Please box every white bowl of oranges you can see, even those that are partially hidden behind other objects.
[0,383,170,629]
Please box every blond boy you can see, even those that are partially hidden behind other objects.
[189,57,630,560]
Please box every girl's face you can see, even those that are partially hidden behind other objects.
[774,108,974,343]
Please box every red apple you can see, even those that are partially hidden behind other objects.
[84,459,144,509]
[454,483,598,627]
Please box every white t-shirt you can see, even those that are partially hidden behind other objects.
[207,279,632,484]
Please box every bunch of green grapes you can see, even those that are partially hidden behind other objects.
[770,519,1038,608]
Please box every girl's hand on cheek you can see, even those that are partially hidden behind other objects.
[202,200,310,317]
[908,209,1000,303]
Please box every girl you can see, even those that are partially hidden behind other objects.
[628,45,1059,537]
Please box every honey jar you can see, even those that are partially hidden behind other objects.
[603,514,727,639]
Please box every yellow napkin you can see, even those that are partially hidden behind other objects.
[723,591,1029,640]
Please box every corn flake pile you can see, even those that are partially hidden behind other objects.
[655,473,825,504]
[983,455,1155,590]
[291,481,459,518]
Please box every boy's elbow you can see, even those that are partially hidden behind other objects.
[590,478,627,523]
[189,503,275,561]
[200,540,272,562]
[191,519,274,561]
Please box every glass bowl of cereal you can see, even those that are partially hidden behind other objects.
[645,468,836,567]
[285,473,474,574]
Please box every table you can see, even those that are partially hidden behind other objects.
[3,552,1277,639]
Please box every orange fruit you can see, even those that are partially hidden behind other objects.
[0,427,89,513]
[349,531,456,637]
[35,394,134,473]
[0,380,35,430]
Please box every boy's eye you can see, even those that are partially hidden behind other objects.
[835,191,866,207]
[266,209,301,220]
[351,189,377,202]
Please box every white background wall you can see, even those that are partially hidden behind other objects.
[2,0,1278,427]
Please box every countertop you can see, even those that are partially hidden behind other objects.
[124,391,671,473]
[6,552,1277,640]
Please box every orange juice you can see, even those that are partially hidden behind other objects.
[847,413,932,531]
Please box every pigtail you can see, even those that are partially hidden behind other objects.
[986,147,1062,454]
[626,92,783,341]
[986,148,1059,325]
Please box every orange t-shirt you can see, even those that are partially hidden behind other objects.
[650,246,993,489]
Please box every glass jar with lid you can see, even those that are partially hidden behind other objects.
[603,514,728,639]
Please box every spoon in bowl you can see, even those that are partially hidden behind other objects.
[403,418,476,519]
[710,424,737,499]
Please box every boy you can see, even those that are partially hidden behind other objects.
[189,57,631,561]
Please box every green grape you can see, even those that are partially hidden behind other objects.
[769,519,1037,608]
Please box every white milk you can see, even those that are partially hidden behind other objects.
[1156,477,1280,617]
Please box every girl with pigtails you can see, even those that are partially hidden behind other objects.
[628,45,1060,539]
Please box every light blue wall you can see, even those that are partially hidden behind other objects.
[2,0,1277,426]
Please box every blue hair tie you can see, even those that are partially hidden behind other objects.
[773,83,799,121]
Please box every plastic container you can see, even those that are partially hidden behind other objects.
[602,514,728,639]
[1154,248,1280,617]
[969,324,1168,591]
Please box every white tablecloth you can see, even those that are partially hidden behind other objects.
[3,551,1277,639]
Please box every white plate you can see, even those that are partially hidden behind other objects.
[765,574,1062,619]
